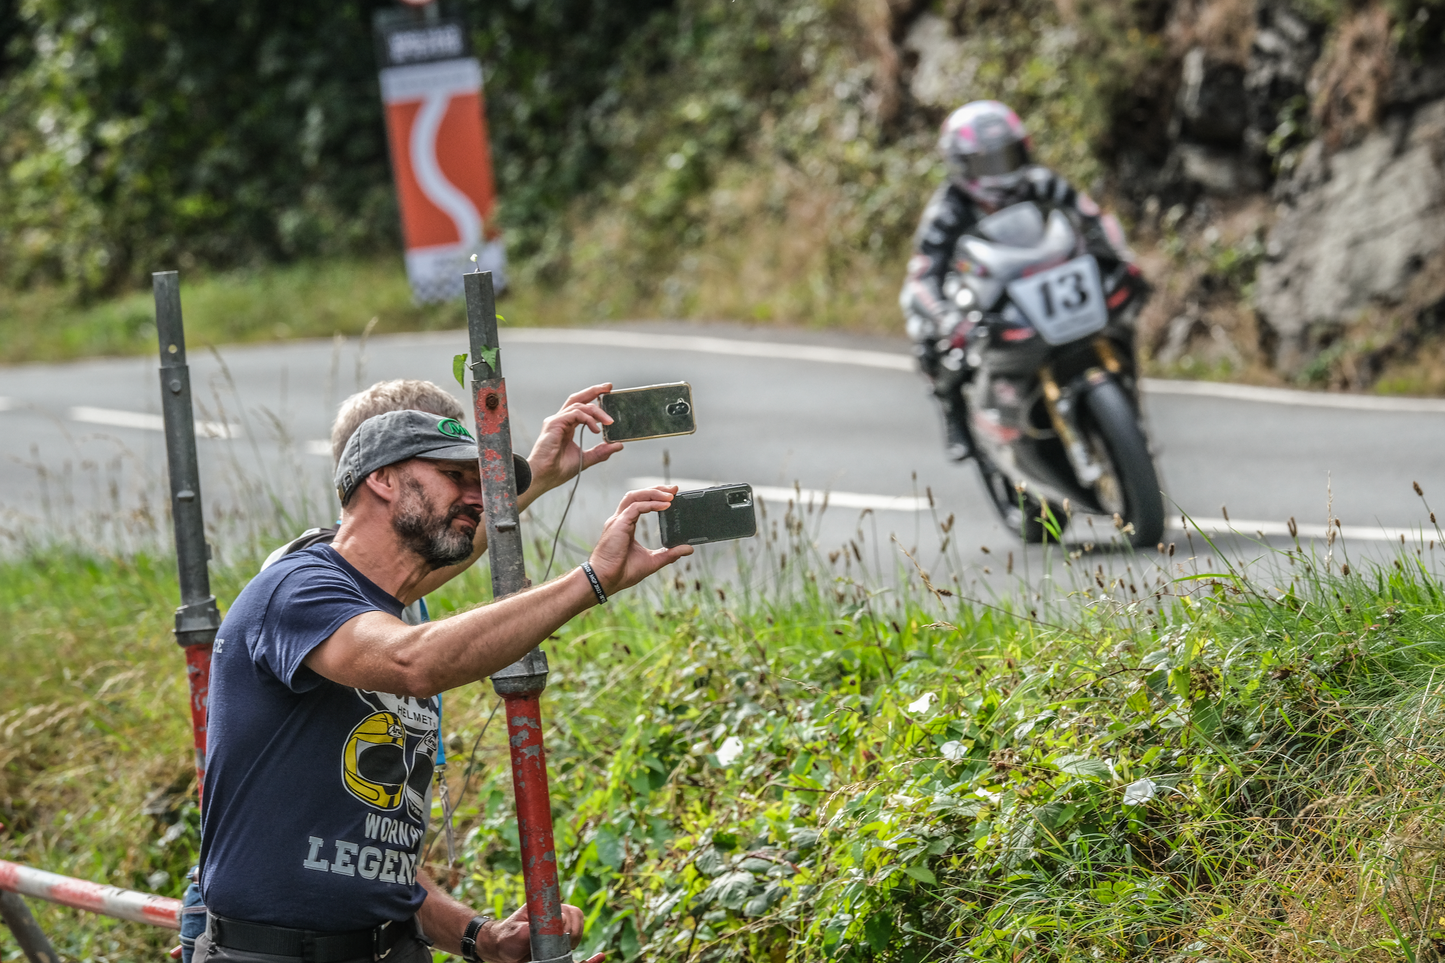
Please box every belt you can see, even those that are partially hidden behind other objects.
[206,912,414,962]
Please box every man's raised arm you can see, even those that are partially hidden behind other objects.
[305,487,689,696]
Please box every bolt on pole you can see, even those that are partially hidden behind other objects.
[154,271,222,800]
[465,271,571,963]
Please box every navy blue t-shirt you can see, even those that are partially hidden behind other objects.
[199,545,439,931]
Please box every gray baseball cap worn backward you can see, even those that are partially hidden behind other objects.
[334,408,530,504]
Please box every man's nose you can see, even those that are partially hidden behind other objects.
[461,479,486,508]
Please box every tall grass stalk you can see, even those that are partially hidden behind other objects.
[5,481,1445,962]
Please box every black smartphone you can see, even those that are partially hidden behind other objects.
[600,382,696,443]
[658,484,758,548]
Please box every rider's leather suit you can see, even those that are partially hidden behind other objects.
[900,166,1122,361]
[899,167,1126,455]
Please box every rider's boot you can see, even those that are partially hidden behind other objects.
[934,368,975,461]
[938,390,973,461]
[909,311,975,461]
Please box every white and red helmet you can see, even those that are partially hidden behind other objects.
[938,101,1033,211]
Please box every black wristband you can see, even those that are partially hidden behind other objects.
[460,915,492,963]
[580,561,608,604]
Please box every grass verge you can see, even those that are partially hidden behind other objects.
[4,499,1445,961]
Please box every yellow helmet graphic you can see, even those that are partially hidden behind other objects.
[343,711,407,810]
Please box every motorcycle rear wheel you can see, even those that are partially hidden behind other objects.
[1080,380,1165,548]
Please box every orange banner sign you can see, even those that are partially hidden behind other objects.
[377,17,504,302]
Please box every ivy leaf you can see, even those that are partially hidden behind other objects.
[694,848,726,877]
[788,827,819,851]
[618,917,641,960]
[452,353,467,388]
[742,882,786,917]
[704,870,756,910]
[863,912,894,952]
[594,825,625,870]
[477,345,499,374]
[902,864,937,885]
[1055,754,1112,779]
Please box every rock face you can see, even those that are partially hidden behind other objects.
[1255,98,1445,373]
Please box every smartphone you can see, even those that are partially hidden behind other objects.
[658,484,758,548]
[600,382,696,443]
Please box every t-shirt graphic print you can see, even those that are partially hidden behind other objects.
[344,690,438,820]
[199,545,437,932]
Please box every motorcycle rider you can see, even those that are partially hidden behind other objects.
[901,100,1132,461]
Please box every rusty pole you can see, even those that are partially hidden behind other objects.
[154,272,221,800]
[464,271,570,963]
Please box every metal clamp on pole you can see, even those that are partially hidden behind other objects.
[464,271,571,963]
[154,270,221,797]
[175,596,221,646]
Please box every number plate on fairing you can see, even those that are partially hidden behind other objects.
[1006,255,1108,345]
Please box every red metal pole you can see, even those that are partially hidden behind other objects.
[502,695,567,944]
[465,270,571,963]
[183,645,213,793]
[154,272,221,802]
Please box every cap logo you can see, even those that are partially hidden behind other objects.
[437,418,473,440]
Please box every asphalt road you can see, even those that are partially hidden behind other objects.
[2,322,1442,583]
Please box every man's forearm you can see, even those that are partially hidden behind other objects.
[409,568,593,693]
[311,566,595,697]
[418,871,472,956]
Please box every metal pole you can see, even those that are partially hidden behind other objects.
[153,271,221,800]
[0,860,181,930]
[0,890,59,963]
[464,271,570,963]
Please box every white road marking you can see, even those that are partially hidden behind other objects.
[1169,516,1431,543]
[1141,378,1445,413]
[501,328,1445,412]
[630,476,930,513]
[69,406,242,439]
[503,328,916,371]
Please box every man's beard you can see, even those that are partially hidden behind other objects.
[391,475,479,569]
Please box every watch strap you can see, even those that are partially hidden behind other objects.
[460,915,493,963]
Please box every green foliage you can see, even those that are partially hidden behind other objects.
[0,0,403,292]
[0,0,678,293]
[10,506,1445,960]
[0,0,1179,324]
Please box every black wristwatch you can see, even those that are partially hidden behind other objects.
[460,915,493,963]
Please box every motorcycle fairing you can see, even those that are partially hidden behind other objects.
[957,208,1077,283]
[975,202,1046,247]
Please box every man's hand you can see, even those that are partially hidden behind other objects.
[483,902,584,963]
[523,384,624,505]
[587,486,692,595]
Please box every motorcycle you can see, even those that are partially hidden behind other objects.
[938,200,1164,547]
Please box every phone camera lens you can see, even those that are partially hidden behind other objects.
[727,490,751,507]
[666,401,691,416]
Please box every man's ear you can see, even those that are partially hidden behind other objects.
[362,464,404,504]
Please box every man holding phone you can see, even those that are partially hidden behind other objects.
[178,378,628,961]
[193,407,692,963]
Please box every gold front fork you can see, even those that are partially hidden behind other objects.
[1093,336,1122,374]
[1040,365,1104,486]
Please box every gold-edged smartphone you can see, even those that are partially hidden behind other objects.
[600,382,697,443]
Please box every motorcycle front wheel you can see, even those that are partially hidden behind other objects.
[974,454,1064,544]
[1080,379,1165,548]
